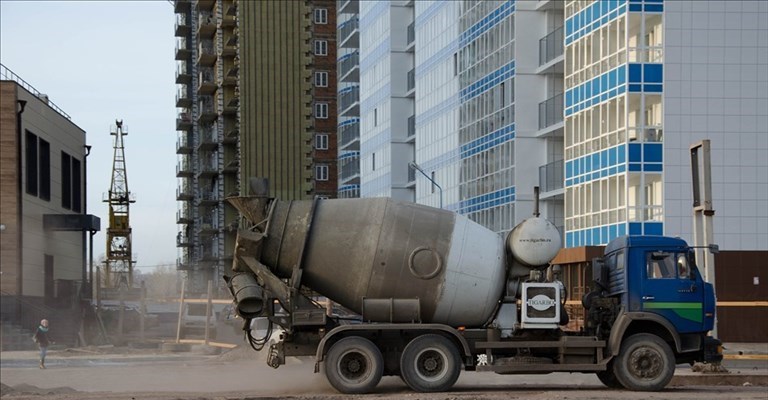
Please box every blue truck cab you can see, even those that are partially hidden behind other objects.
[588,235,722,389]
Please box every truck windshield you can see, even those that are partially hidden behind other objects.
[646,252,689,279]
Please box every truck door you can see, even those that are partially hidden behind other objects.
[641,251,705,333]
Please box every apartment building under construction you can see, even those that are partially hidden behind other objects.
[174,0,337,293]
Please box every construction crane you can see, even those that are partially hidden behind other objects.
[103,120,136,289]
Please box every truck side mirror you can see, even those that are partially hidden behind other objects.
[708,244,719,254]
[592,258,608,290]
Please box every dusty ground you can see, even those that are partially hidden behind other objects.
[1,345,766,400]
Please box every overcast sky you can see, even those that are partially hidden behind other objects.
[1,1,178,269]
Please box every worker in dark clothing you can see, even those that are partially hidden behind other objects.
[33,319,52,369]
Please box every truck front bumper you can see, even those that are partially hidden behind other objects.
[704,336,723,364]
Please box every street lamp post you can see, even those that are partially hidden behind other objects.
[409,161,443,209]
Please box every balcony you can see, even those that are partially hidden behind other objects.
[176,86,192,108]
[175,37,192,61]
[224,126,239,144]
[339,85,359,117]
[222,2,236,27]
[197,157,219,178]
[222,32,237,56]
[175,14,191,37]
[176,184,193,201]
[339,151,360,184]
[338,17,359,49]
[176,159,193,178]
[177,256,193,270]
[198,68,216,95]
[196,0,214,11]
[539,26,564,67]
[338,51,359,83]
[337,0,358,14]
[223,62,238,86]
[176,111,193,131]
[223,88,238,115]
[177,208,192,224]
[174,0,191,13]
[198,96,217,123]
[223,155,238,174]
[338,184,360,199]
[406,115,416,141]
[176,61,192,84]
[338,118,360,150]
[176,132,193,154]
[199,188,218,205]
[197,40,216,67]
[197,126,218,151]
[197,10,216,37]
[538,159,564,194]
[176,233,192,247]
[538,93,564,130]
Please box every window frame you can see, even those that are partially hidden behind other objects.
[315,133,329,150]
[314,40,328,56]
[314,8,328,24]
[314,71,329,87]
[315,164,329,181]
[315,102,329,119]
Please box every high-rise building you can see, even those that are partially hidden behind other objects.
[355,0,564,235]
[563,0,768,250]
[173,0,337,293]
[337,0,362,198]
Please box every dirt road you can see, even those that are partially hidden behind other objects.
[1,348,766,400]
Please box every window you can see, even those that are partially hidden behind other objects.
[372,153,376,171]
[314,40,328,56]
[315,133,329,150]
[38,139,50,201]
[25,131,38,196]
[315,164,329,181]
[374,108,378,126]
[315,103,329,119]
[72,158,81,212]
[314,8,328,24]
[431,171,436,193]
[646,252,676,279]
[61,152,72,209]
[677,254,690,278]
[314,71,328,87]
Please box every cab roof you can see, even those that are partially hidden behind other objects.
[605,235,689,255]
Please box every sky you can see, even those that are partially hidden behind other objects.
[1,1,178,269]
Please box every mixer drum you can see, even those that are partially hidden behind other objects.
[255,198,506,327]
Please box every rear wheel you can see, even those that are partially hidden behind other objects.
[324,337,383,394]
[613,333,675,391]
[400,334,461,392]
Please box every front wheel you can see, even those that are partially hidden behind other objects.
[324,337,383,394]
[613,333,675,391]
[400,334,462,392]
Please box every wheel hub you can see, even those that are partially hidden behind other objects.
[340,352,367,379]
[629,347,662,379]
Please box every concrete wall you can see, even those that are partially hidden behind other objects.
[0,82,20,294]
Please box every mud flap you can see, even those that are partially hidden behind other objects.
[704,336,723,364]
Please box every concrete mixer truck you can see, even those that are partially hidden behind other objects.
[224,189,721,394]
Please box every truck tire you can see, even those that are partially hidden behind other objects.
[596,363,623,389]
[324,337,383,394]
[613,333,675,391]
[400,334,461,392]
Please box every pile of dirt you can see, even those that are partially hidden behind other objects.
[0,382,78,397]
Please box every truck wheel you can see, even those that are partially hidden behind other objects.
[400,334,461,392]
[596,364,623,389]
[614,333,675,391]
[324,337,383,394]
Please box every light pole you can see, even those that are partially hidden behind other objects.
[409,161,443,209]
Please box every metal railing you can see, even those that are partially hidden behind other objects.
[0,63,71,120]
[176,61,190,78]
[407,22,415,45]
[338,51,359,78]
[538,93,564,130]
[338,17,359,44]
[176,134,190,150]
[539,25,564,66]
[539,159,564,193]
[407,69,415,91]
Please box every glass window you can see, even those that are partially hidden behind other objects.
[314,8,328,24]
[314,40,328,56]
[677,253,690,278]
[314,71,328,87]
[315,133,328,150]
[647,252,676,279]
[315,164,329,181]
[315,103,328,119]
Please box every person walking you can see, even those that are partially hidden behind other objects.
[33,319,52,369]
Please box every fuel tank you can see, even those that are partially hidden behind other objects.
[234,198,506,327]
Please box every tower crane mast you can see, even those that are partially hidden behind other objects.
[103,120,136,288]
